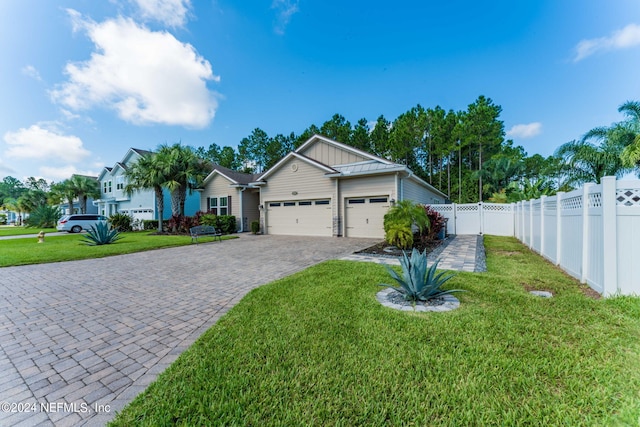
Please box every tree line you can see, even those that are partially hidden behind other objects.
[197,96,640,203]
[196,95,565,203]
[3,96,640,225]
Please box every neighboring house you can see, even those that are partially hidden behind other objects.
[252,134,448,238]
[58,174,99,215]
[94,148,200,222]
[197,164,260,232]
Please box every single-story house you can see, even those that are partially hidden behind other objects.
[197,164,261,232]
[250,134,447,238]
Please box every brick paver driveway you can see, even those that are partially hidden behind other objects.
[0,234,377,426]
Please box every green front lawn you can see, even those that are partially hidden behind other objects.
[110,236,640,426]
[0,226,57,236]
[0,232,236,267]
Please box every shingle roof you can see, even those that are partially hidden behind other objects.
[210,163,259,185]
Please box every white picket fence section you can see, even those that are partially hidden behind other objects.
[429,176,640,297]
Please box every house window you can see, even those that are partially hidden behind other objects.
[348,199,365,204]
[283,202,296,207]
[369,197,388,203]
[103,181,112,194]
[108,181,112,193]
[219,197,228,215]
[209,196,229,215]
[298,201,312,206]
[116,176,125,190]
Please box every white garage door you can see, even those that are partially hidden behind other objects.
[266,199,332,236]
[345,196,390,238]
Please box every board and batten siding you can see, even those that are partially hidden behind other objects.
[260,158,334,201]
[299,142,367,166]
[402,178,445,204]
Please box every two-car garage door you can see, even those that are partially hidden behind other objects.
[266,199,332,236]
[266,196,390,238]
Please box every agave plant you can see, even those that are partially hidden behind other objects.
[81,222,123,246]
[381,248,463,302]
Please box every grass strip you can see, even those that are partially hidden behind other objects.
[0,226,57,236]
[0,232,236,267]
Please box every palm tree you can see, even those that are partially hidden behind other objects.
[50,180,77,215]
[555,135,630,186]
[124,153,168,233]
[70,175,100,214]
[155,144,209,217]
[616,101,640,171]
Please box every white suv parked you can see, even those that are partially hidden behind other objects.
[57,214,108,233]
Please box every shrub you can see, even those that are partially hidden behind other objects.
[383,200,430,235]
[250,220,260,234]
[24,205,61,228]
[199,213,218,227]
[109,213,133,232]
[381,248,463,302]
[0,213,6,225]
[81,222,123,246]
[421,205,447,241]
[200,214,236,234]
[142,220,158,230]
[384,221,413,249]
[166,215,197,234]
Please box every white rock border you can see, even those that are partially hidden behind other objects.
[376,288,460,312]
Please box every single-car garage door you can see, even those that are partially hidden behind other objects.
[266,199,332,236]
[345,196,390,238]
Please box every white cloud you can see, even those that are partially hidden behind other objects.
[3,124,90,163]
[51,11,219,128]
[506,122,542,139]
[0,158,17,176]
[272,0,299,35]
[573,23,640,62]
[22,65,42,81]
[39,165,100,181]
[131,0,191,27]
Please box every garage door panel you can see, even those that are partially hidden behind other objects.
[345,196,389,238]
[266,199,332,236]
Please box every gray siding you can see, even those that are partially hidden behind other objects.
[242,190,260,229]
[402,178,446,204]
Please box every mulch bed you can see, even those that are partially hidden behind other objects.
[355,237,445,257]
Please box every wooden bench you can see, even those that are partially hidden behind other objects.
[189,225,222,244]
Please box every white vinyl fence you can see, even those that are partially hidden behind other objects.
[429,176,640,297]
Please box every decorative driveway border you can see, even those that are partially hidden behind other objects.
[0,235,377,427]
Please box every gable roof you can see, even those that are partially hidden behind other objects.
[255,151,337,182]
[296,134,394,165]
[202,163,260,186]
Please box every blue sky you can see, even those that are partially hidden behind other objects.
[1,0,640,183]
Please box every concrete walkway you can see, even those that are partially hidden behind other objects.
[0,235,377,427]
[341,234,487,272]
